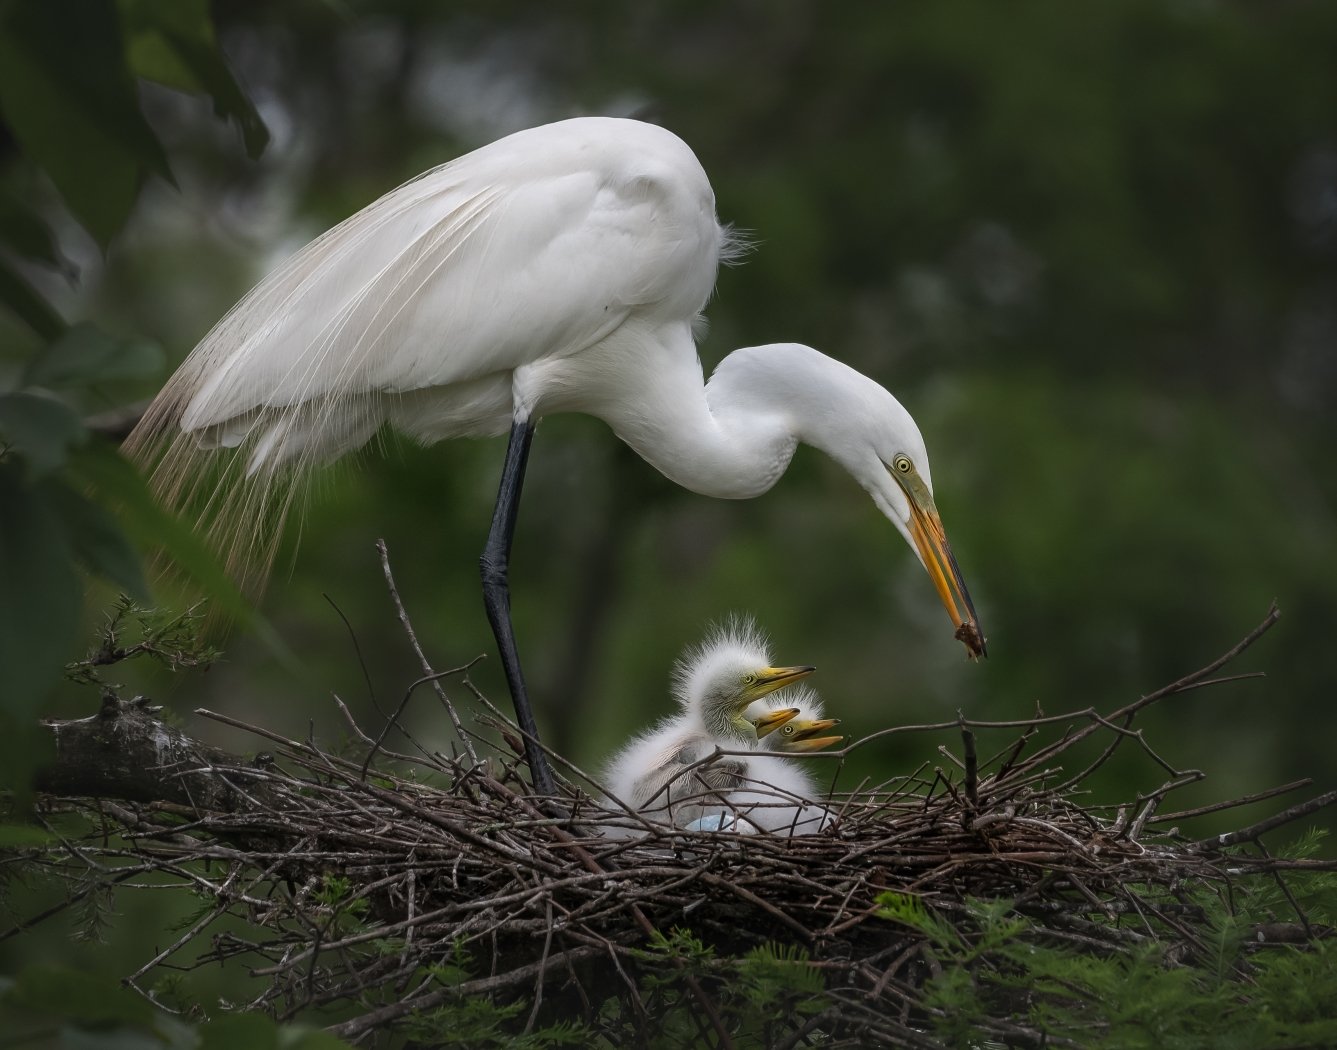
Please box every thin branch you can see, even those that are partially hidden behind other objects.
[377,539,480,764]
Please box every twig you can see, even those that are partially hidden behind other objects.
[1150,779,1312,826]
[1196,789,1337,850]
[960,720,978,809]
[377,539,480,764]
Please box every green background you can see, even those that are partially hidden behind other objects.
[3,0,1336,1019]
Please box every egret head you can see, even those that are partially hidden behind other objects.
[817,363,986,660]
[718,344,985,658]
[747,685,841,750]
[767,715,842,752]
[878,449,985,658]
[673,620,816,742]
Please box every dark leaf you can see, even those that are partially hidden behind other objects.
[68,442,251,622]
[199,1014,280,1050]
[158,30,270,159]
[0,1,173,245]
[2,965,157,1027]
[0,256,66,340]
[280,1029,355,1050]
[0,462,83,711]
[0,823,52,847]
[0,391,87,476]
[119,0,270,158]
[0,187,75,276]
[41,476,149,599]
[23,323,165,390]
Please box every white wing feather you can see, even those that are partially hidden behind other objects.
[126,117,727,585]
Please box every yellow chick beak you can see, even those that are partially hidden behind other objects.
[751,706,801,738]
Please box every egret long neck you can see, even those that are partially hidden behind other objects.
[524,322,799,499]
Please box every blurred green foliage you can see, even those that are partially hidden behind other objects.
[876,860,1337,1049]
[0,0,257,803]
[0,964,350,1050]
[2,0,1336,1036]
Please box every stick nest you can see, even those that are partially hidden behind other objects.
[16,603,1337,1048]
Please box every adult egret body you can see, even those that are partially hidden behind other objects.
[601,623,814,831]
[127,117,984,796]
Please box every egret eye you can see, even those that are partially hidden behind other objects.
[780,724,795,737]
[892,454,913,475]
[742,673,757,686]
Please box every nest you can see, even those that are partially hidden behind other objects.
[15,600,1337,1048]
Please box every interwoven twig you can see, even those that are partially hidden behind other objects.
[10,603,1335,1047]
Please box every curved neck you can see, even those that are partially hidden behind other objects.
[533,325,802,497]
[527,328,898,502]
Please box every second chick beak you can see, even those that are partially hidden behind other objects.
[751,706,801,738]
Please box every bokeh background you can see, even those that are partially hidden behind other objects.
[5,1,1337,988]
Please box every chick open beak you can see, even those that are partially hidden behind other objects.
[751,706,801,738]
[783,734,844,752]
[895,469,986,659]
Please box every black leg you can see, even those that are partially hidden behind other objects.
[480,419,557,796]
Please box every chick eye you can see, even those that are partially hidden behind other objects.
[781,725,795,736]
[892,454,913,475]
[742,673,757,686]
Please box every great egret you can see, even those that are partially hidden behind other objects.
[747,685,843,752]
[126,116,985,796]
[600,623,814,832]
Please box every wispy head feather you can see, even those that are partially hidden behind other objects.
[671,615,773,711]
[718,223,756,266]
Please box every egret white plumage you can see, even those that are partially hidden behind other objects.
[602,621,834,836]
[747,684,843,752]
[126,116,984,797]
[601,623,814,832]
[695,751,833,836]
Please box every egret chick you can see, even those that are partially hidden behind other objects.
[747,684,843,752]
[668,623,836,835]
[706,752,834,835]
[601,623,814,833]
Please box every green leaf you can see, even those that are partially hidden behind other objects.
[0,462,82,711]
[197,1015,353,1050]
[23,323,165,390]
[0,1,173,246]
[0,186,75,276]
[118,0,212,91]
[278,1032,357,1050]
[41,477,149,599]
[0,391,87,477]
[0,256,66,340]
[2,966,156,1028]
[68,442,251,621]
[118,0,270,159]
[0,822,53,847]
[199,1013,280,1050]
[60,1027,172,1050]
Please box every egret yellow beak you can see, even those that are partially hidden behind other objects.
[751,706,801,738]
[748,665,816,699]
[783,734,844,752]
[894,467,986,659]
[790,717,840,739]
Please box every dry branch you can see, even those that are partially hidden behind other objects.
[10,603,1337,1047]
